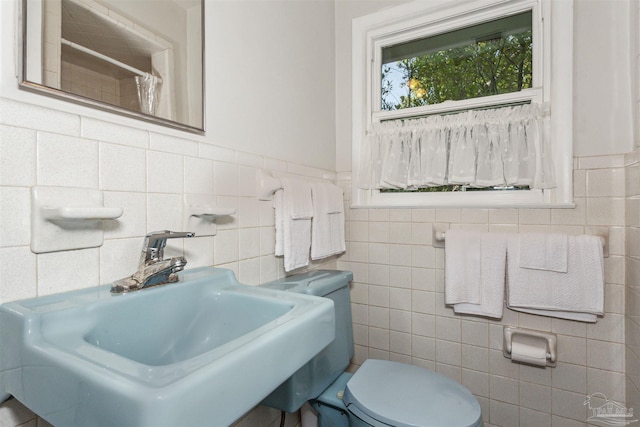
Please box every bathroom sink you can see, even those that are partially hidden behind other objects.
[0,267,335,427]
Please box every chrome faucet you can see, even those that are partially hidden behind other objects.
[111,230,195,294]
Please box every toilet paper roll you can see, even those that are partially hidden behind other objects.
[510,335,548,367]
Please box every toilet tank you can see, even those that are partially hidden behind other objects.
[260,270,354,413]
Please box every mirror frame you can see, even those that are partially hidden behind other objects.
[18,0,205,135]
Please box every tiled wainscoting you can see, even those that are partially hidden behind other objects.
[337,155,627,427]
[0,99,634,427]
[0,97,335,427]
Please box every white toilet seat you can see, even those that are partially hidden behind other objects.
[343,360,482,427]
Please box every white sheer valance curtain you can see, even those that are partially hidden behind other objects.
[357,103,556,190]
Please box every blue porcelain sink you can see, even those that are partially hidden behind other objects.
[0,267,335,427]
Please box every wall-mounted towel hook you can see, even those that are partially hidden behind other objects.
[433,226,608,257]
[432,224,448,248]
[257,169,283,201]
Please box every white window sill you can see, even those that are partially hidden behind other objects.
[351,188,576,209]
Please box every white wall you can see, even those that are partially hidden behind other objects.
[207,0,336,170]
[334,0,410,172]
[573,0,634,157]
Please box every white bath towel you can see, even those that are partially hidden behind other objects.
[445,230,508,319]
[507,234,604,322]
[445,230,482,305]
[512,308,597,323]
[519,233,568,272]
[326,183,344,215]
[276,177,313,272]
[310,182,346,260]
[274,189,284,256]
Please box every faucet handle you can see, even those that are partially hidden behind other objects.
[141,230,195,265]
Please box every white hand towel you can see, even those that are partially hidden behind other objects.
[519,233,568,272]
[328,184,345,256]
[274,189,284,256]
[284,178,313,220]
[327,183,344,214]
[330,211,346,253]
[445,230,482,305]
[286,218,312,272]
[310,183,346,260]
[280,177,313,272]
[446,230,507,319]
[507,234,604,322]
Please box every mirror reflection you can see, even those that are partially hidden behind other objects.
[22,0,204,133]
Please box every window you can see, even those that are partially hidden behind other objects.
[352,0,574,208]
[381,11,533,111]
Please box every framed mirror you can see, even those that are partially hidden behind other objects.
[20,0,204,134]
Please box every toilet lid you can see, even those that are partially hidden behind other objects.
[344,360,482,427]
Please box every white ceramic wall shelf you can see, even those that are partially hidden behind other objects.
[183,194,235,237]
[31,186,123,253]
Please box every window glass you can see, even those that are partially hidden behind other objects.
[381,11,533,111]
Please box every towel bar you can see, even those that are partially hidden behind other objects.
[432,226,608,256]
[256,169,340,201]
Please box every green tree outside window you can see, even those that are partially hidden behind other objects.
[381,13,533,111]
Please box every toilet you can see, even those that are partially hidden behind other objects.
[260,270,482,427]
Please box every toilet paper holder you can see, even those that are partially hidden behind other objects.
[503,326,557,367]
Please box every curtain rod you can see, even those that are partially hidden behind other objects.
[379,99,532,123]
[61,38,162,83]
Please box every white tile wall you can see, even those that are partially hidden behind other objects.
[0,97,337,427]
[37,132,99,188]
[338,153,628,427]
[99,143,146,191]
[0,36,637,426]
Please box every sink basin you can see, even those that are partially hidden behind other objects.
[0,267,335,427]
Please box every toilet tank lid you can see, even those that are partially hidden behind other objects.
[344,360,482,427]
[260,270,353,297]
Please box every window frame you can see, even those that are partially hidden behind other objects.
[351,0,574,208]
